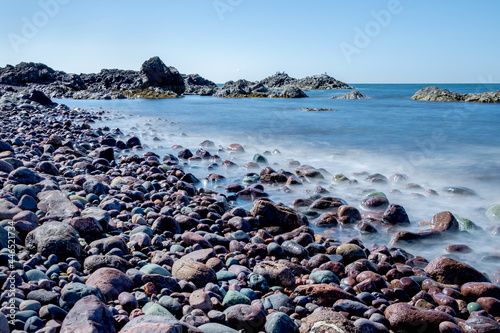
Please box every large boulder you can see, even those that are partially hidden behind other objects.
[250,199,308,230]
[140,56,185,94]
[60,295,115,333]
[25,222,81,259]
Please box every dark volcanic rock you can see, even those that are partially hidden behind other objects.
[183,74,217,95]
[214,79,269,98]
[295,73,353,90]
[0,62,58,85]
[139,56,185,95]
[260,72,297,89]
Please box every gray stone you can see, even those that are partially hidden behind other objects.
[265,312,299,333]
[59,282,104,311]
[25,222,81,259]
[9,167,43,184]
[37,190,80,219]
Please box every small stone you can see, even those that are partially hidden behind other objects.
[189,289,213,312]
[336,243,366,264]
[140,264,171,277]
[430,211,459,232]
[225,304,265,332]
[309,270,340,284]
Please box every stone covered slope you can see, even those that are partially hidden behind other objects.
[412,86,500,103]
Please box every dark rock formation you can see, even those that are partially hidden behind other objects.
[260,72,352,90]
[213,80,269,98]
[260,72,297,90]
[0,56,185,99]
[183,74,218,95]
[279,85,308,98]
[139,56,185,94]
[295,73,353,90]
[412,86,500,103]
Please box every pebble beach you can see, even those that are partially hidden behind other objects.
[0,83,499,333]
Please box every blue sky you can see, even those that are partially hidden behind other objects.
[1,0,499,84]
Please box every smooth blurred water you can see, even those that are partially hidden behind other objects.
[56,83,500,277]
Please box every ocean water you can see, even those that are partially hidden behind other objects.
[56,83,500,277]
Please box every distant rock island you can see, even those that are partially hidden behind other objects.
[412,86,500,103]
[0,57,352,100]
[331,90,367,100]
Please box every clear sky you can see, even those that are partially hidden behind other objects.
[1,0,499,84]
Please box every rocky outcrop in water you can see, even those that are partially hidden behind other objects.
[260,72,352,90]
[332,90,367,99]
[214,80,308,98]
[412,86,500,103]
[0,57,185,99]
[183,74,218,96]
[260,72,297,90]
[295,73,353,90]
[213,80,270,98]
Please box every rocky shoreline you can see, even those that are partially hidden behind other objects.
[0,89,499,332]
[0,57,352,100]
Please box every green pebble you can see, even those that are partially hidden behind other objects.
[467,302,483,313]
